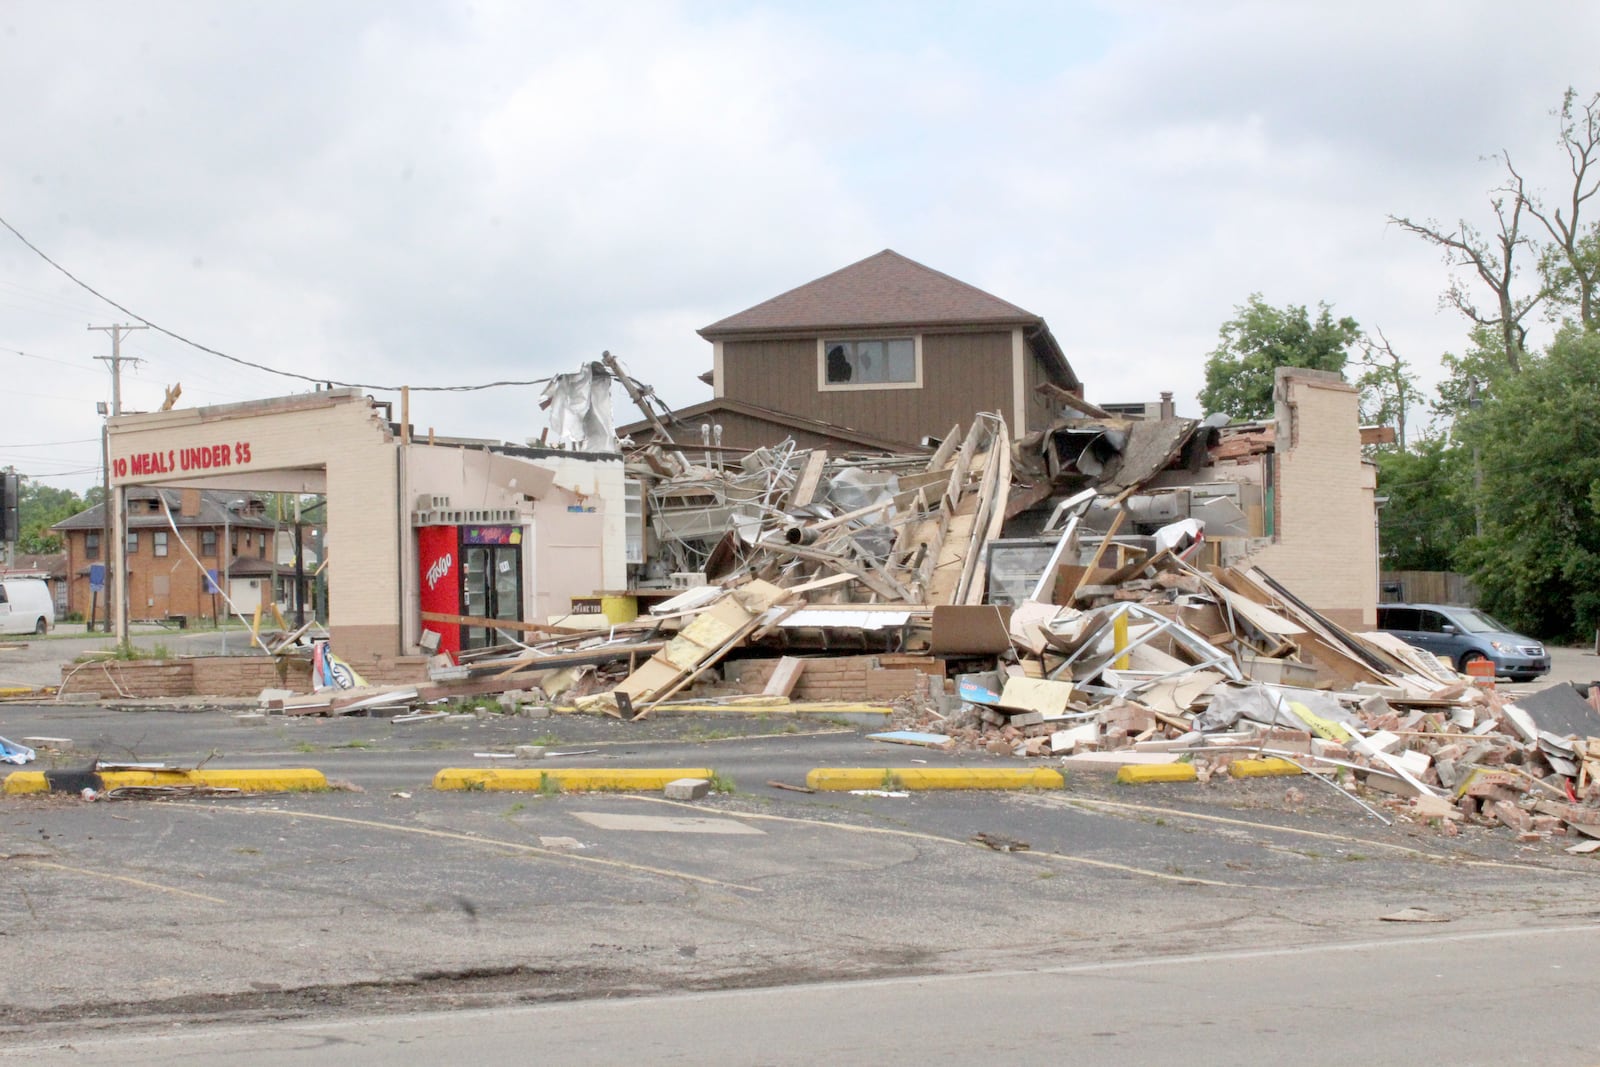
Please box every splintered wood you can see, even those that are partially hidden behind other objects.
[612,580,792,708]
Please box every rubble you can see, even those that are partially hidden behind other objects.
[256,399,1600,848]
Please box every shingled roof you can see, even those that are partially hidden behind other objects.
[699,250,1078,390]
[699,250,1045,337]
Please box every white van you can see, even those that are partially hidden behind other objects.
[0,577,54,635]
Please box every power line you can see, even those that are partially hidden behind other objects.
[0,437,99,447]
[0,212,558,394]
[0,343,103,373]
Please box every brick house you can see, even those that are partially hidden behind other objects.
[53,488,277,624]
[620,249,1082,452]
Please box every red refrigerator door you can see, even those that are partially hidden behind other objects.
[417,525,461,655]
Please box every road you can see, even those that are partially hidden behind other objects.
[5,922,1597,1065]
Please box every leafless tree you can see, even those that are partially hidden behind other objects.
[1352,327,1417,450]
[1514,88,1600,332]
[1390,164,1542,374]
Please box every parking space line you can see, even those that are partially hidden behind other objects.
[17,859,227,904]
[216,807,764,893]
[626,796,1260,888]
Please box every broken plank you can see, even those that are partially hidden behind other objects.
[762,656,807,697]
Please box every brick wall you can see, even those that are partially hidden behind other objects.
[723,654,945,701]
[1245,368,1378,629]
[59,654,430,699]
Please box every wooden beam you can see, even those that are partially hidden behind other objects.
[1036,381,1113,420]
[790,450,828,508]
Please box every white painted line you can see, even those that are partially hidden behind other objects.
[569,811,766,835]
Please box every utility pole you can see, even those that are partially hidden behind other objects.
[90,323,147,647]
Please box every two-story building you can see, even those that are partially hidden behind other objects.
[54,489,278,625]
[620,249,1082,451]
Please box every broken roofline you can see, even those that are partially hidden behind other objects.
[615,397,926,454]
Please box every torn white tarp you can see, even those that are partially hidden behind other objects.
[0,735,36,765]
[542,362,617,452]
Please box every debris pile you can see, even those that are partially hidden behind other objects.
[279,404,1600,845]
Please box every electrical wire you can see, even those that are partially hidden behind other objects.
[0,343,103,373]
[0,212,558,395]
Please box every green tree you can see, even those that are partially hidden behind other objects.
[15,481,95,555]
[1197,294,1363,420]
[1374,436,1472,572]
[1456,327,1600,640]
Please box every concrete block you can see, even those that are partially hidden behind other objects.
[665,777,712,801]
[514,745,547,760]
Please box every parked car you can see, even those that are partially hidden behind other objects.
[1375,602,1550,681]
[0,576,54,636]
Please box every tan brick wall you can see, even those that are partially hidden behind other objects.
[724,654,944,700]
[60,653,428,698]
[1245,369,1378,628]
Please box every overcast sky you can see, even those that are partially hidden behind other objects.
[2,0,1596,493]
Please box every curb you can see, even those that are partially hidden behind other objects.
[4,767,330,795]
[1115,763,1199,785]
[1228,757,1305,779]
[805,767,1065,791]
[432,767,716,792]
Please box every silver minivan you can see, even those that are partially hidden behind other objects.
[1375,602,1550,681]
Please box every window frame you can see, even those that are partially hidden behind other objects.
[85,532,101,561]
[201,529,218,557]
[817,335,923,392]
[126,530,139,555]
[153,530,169,558]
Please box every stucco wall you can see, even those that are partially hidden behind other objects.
[401,445,617,641]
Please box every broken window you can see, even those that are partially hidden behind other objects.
[822,338,917,387]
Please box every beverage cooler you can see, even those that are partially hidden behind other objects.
[417,524,525,655]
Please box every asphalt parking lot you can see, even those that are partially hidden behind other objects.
[5,698,1600,1046]
[3,636,1599,1044]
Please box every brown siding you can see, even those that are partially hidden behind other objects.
[1024,347,1056,433]
[656,410,872,454]
[720,330,1017,444]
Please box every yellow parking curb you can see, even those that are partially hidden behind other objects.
[1115,763,1199,785]
[1229,757,1305,778]
[3,768,329,795]
[805,767,1065,791]
[432,767,715,792]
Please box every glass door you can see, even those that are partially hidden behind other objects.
[461,541,523,651]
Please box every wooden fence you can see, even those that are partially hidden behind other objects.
[1379,570,1479,606]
